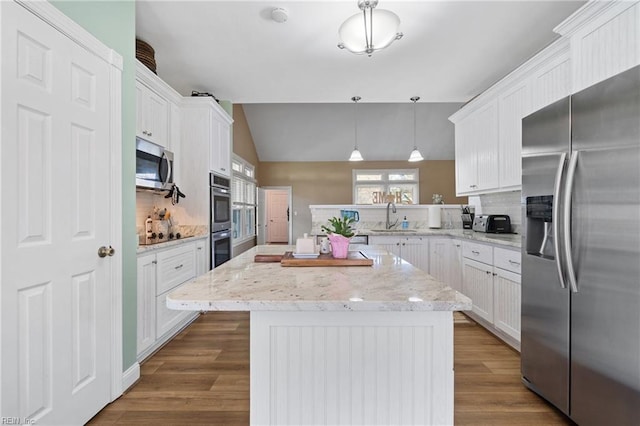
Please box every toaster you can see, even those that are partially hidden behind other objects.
[472,214,512,233]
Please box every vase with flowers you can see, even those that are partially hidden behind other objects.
[321,216,355,259]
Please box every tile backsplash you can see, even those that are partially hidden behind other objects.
[470,191,522,233]
[136,189,206,235]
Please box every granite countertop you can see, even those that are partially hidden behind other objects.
[361,229,522,248]
[137,232,208,254]
[167,245,472,312]
[312,228,521,249]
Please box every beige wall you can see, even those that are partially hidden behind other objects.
[258,160,467,239]
[232,104,259,171]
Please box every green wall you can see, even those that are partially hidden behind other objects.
[51,0,137,372]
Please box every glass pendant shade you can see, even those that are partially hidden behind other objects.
[408,148,424,162]
[348,95,364,161]
[408,96,424,162]
[338,2,402,56]
[349,148,364,162]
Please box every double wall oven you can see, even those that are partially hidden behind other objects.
[210,173,231,268]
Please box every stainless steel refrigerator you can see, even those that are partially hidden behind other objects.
[521,65,640,425]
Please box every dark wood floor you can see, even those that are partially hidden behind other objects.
[89,312,572,425]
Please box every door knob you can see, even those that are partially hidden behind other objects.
[98,245,115,258]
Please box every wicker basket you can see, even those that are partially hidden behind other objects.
[136,39,157,74]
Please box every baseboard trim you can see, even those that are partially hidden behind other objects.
[122,362,140,392]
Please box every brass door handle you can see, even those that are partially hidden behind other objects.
[98,246,115,258]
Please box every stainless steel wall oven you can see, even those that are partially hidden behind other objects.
[210,173,231,268]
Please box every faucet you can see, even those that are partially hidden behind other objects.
[386,201,398,229]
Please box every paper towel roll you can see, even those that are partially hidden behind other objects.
[428,206,442,228]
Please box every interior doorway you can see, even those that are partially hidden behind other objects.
[257,187,292,245]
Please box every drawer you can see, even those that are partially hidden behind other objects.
[156,291,190,338]
[156,244,196,295]
[462,241,493,265]
[494,247,521,274]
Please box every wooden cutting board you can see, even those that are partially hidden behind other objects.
[280,251,373,267]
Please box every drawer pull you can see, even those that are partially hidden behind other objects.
[472,250,480,255]
[485,271,491,275]
[508,260,521,266]
[174,264,184,270]
[151,260,157,264]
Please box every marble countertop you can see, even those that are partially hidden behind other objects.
[167,245,472,312]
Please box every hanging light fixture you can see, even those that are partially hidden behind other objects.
[408,96,424,162]
[349,96,364,161]
[337,0,403,57]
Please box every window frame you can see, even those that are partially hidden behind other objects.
[232,155,257,245]
[352,168,420,205]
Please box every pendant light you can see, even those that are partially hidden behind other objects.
[408,96,424,162]
[349,96,364,161]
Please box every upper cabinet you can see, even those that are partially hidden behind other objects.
[555,1,640,93]
[136,80,169,147]
[450,0,639,196]
[209,110,232,177]
[135,60,182,151]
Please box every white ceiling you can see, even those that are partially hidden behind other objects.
[135,0,586,161]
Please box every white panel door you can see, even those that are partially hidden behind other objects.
[429,238,450,282]
[498,80,530,189]
[449,240,464,294]
[1,3,113,424]
[493,268,522,342]
[137,254,157,356]
[266,190,289,243]
[396,236,427,272]
[462,258,494,323]
[454,115,477,195]
[475,100,500,191]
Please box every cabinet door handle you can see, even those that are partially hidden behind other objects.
[493,272,497,276]
[402,242,405,246]
[472,250,480,255]
[485,271,491,275]
[396,242,400,246]
[508,260,520,266]
[174,264,183,270]
[221,167,226,171]
[151,260,157,264]
[197,247,203,251]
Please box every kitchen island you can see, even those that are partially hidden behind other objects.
[167,245,471,425]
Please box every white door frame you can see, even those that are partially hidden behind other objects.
[259,186,292,245]
[19,0,125,400]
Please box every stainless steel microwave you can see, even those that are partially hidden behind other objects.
[136,137,174,190]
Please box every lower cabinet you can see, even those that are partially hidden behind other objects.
[461,241,522,349]
[136,239,204,360]
[369,235,429,272]
[429,238,463,293]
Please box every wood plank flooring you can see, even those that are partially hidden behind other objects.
[89,312,573,425]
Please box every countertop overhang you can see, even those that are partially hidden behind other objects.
[167,245,471,312]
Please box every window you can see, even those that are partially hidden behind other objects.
[232,155,256,244]
[353,169,419,204]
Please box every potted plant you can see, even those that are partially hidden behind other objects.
[321,216,355,259]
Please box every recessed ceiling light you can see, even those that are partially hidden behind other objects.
[271,7,289,23]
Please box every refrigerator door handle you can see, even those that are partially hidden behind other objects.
[553,152,568,289]
[563,150,579,293]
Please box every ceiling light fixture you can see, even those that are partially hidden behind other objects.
[349,96,364,162]
[271,8,289,23]
[408,96,424,162]
[337,0,403,57]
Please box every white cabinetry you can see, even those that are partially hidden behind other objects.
[369,235,429,272]
[555,1,640,93]
[429,238,463,293]
[135,59,183,152]
[461,241,521,348]
[454,100,499,195]
[195,239,207,275]
[210,113,232,177]
[136,240,202,360]
[136,80,169,147]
